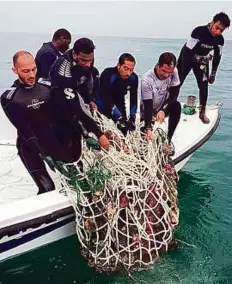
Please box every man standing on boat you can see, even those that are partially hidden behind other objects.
[177,12,230,124]
[0,51,109,195]
[96,53,138,136]
[35,28,72,79]
[141,52,181,146]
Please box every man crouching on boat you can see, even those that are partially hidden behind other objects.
[0,51,109,194]
[141,52,181,149]
[96,53,138,136]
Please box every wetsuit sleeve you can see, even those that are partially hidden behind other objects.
[162,85,180,114]
[1,95,47,156]
[212,38,224,73]
[161,68,180,113]
[91,68,100,101]
[129,74,138,118]
[186,27,201,50]
[73,94,103,138]
[49,58,73,90]
[141,79,153,129]
[36,52,57,79]
[100,69,122,120]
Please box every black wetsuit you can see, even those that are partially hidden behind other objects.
[49,49,99,104]
[35,42,61,79]
[0,79,71,194]
[96,67,138,121]
[177,24,224,107]
[49,49,103,156]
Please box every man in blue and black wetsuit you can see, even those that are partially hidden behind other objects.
[0,51,109,195]
[35,28,71,79]
[177,12,230,123]
[50,37,99,111]
[97,53,138,135]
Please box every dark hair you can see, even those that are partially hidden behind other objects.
[52,29,71,41]
[73,38,95,54]
[213,12,231,28]
[13,50,33,66]
[118,53,136,65]
[158,52,176,67]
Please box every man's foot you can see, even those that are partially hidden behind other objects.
[199,110,210,124]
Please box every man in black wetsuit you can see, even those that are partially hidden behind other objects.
[177,12,230,123]
[35,28,71,79]
[50,37,99,111]
[0,51,109,195]
[96,53,138,135]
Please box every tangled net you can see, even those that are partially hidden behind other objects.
[57,112,179,274]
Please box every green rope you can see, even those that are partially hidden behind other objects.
[182,105,196,115]
[86,137,101,150]
[57,159,112,203]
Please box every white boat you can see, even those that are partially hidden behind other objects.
[0,103,221,262]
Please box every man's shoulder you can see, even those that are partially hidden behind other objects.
[92,66,100,77]
[0,87,17,106]
[100,67,118,83]
[191,25,208,38]
[171,67,179,77]
[142,69,154,82]
[36,42,56,57]
[170,67,180,86]
[128,72,138,83]
[52,55,72,79]
[101,67,115,76]
[37,78,51,88]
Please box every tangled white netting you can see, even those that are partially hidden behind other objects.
[56,112,179,273]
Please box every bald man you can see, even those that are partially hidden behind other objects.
[0,51,109,194]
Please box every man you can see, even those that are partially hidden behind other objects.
[97,53,138,135]
[35,28,71,79]
[141,52,181,145]
[0,51,109,195]
[177,12,230,123]
[50,37,99,110]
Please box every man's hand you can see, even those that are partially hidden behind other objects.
[89,101,98,111]
[208,71,216,84]
[98,134,110,151]
[146,129,153,141]
[117,116,129,136]
[156,110,165,123]
[127,116,136,131]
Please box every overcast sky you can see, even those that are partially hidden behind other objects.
[0,1,232,39]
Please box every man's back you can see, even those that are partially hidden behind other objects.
[35,42,60,79]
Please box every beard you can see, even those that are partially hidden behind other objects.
[18,74,35,86]
[59,45,69,54]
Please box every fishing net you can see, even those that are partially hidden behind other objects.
[56,112,179,274]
